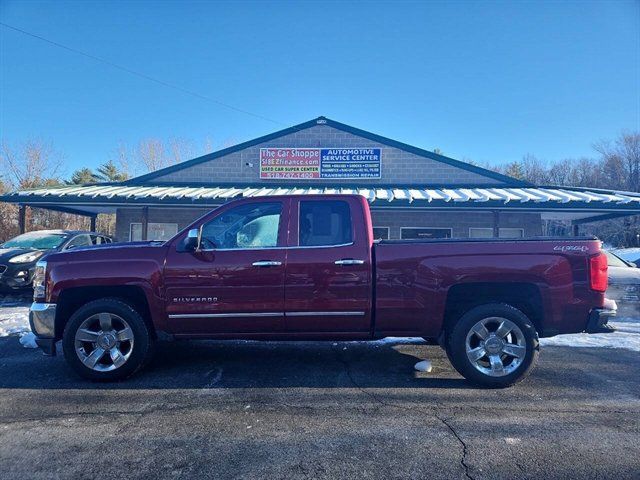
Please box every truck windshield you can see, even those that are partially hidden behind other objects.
[2,232,68,250]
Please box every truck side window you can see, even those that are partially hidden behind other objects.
[299,200,352,247]
[201,202,282,249]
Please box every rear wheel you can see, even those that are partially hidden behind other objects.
[62,298,154,381]
[446,303,539,388]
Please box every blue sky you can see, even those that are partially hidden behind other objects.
[1,0,638,176]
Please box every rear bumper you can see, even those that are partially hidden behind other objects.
[585,303,617,334]
[29,302,57,356]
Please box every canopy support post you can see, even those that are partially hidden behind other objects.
[141,207,149,241]
[492,211,500,238]
[18,205,27,234]
[90,215,97,232]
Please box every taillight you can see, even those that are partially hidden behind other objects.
[589,253,608,292]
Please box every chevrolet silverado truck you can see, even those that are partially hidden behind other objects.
[29,194,614,387]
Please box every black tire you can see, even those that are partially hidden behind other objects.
[445,303,539,388]
[62,298,154,381]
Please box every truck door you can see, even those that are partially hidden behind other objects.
[284,197,372,333]
[163,199,289,334]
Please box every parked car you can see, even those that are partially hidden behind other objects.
[29,195,613,388]
[0,230,112,291]
[610,247,640,266]
[605,250,640,316]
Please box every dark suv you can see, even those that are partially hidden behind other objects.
[0,230,112,291]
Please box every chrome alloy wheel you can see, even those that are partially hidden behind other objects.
[74,312,134,372]
[465,317,526,377]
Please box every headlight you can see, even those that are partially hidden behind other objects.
[8,250,44,264]
[33,260,47,300]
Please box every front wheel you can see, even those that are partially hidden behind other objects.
[62,298,154,381]
[446,303,539,388]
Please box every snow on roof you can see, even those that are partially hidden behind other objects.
[3,184,640,206]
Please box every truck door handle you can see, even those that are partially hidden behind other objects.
[252,260,282,267]
[335,259,365,266]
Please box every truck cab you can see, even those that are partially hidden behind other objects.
[164,195,373,336]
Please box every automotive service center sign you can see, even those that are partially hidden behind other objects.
[260,148,381,179]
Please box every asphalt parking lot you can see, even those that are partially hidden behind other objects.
[0,332,639,480]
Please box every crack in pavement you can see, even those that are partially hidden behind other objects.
[334,348,476,479]
[436,414,474,480]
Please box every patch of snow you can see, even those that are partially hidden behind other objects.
[376,337,426,345]
[19,332,38,348]
[0,295,33,349]
[540,318,640,352]
[0,304,30,337]
[414,360,432,372]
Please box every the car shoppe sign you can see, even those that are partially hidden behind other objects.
[260,148,381,179]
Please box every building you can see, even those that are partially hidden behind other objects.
[3,116,640,240]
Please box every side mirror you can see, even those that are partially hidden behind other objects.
[184,228,201,252]
[631,262,637,268]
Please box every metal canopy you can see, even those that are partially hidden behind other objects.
[2,184,640,222]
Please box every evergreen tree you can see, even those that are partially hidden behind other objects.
[95,160,128,182]
[68,168,97,185]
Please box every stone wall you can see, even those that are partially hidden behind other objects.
[151,123,502,186]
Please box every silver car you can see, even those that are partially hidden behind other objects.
[605,250,640,317]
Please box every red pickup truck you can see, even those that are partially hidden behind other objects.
[29,194,613,387]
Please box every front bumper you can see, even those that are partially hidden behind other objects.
[585,301,617,334]
[0,264,35,290]
[29,302,57,355]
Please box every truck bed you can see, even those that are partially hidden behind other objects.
[377,236,598,245]
[373,236,603,338]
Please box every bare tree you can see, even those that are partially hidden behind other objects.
[594,132,640,192]
[203,136,214,154]
[0,139,63,189]
[111,142,134,177]
[136,137,203,172]
[0,179,19,242]
[0,140,68,238]
[137,139,167,172]
[168,137,195,165]
[547,159,573,186]
[519,154,551,184]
